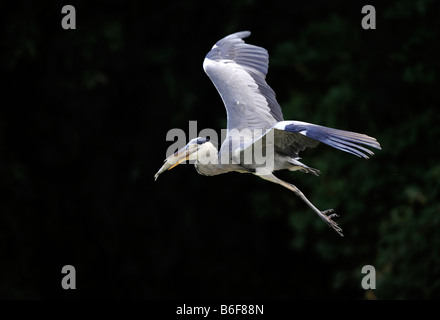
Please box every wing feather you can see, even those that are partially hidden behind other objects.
[203,31,284,131]
[274,121,381,158]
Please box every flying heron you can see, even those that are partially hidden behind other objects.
[154,31,381,236]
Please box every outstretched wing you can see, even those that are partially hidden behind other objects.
[243,120,381,159]
[274,121,381,158]
[203,31,284,131]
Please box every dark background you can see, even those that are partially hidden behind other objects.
[1,0,439,299]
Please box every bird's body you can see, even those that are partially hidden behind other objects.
[155,31,381,236]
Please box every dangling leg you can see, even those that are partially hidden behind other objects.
[256,172,343,237]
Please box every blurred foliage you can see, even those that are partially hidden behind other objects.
[1,0,439,299]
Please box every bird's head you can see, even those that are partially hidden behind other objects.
[154,137,215,180]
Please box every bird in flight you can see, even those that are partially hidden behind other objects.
[155,31,381,236]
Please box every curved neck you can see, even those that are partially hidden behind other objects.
[195,161,223,176]
[193,142,241,176]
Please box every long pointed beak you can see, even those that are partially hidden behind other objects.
[154,147,190,181]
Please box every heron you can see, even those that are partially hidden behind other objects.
[154,31,381,236]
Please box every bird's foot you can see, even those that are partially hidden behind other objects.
[321,209,344,237]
